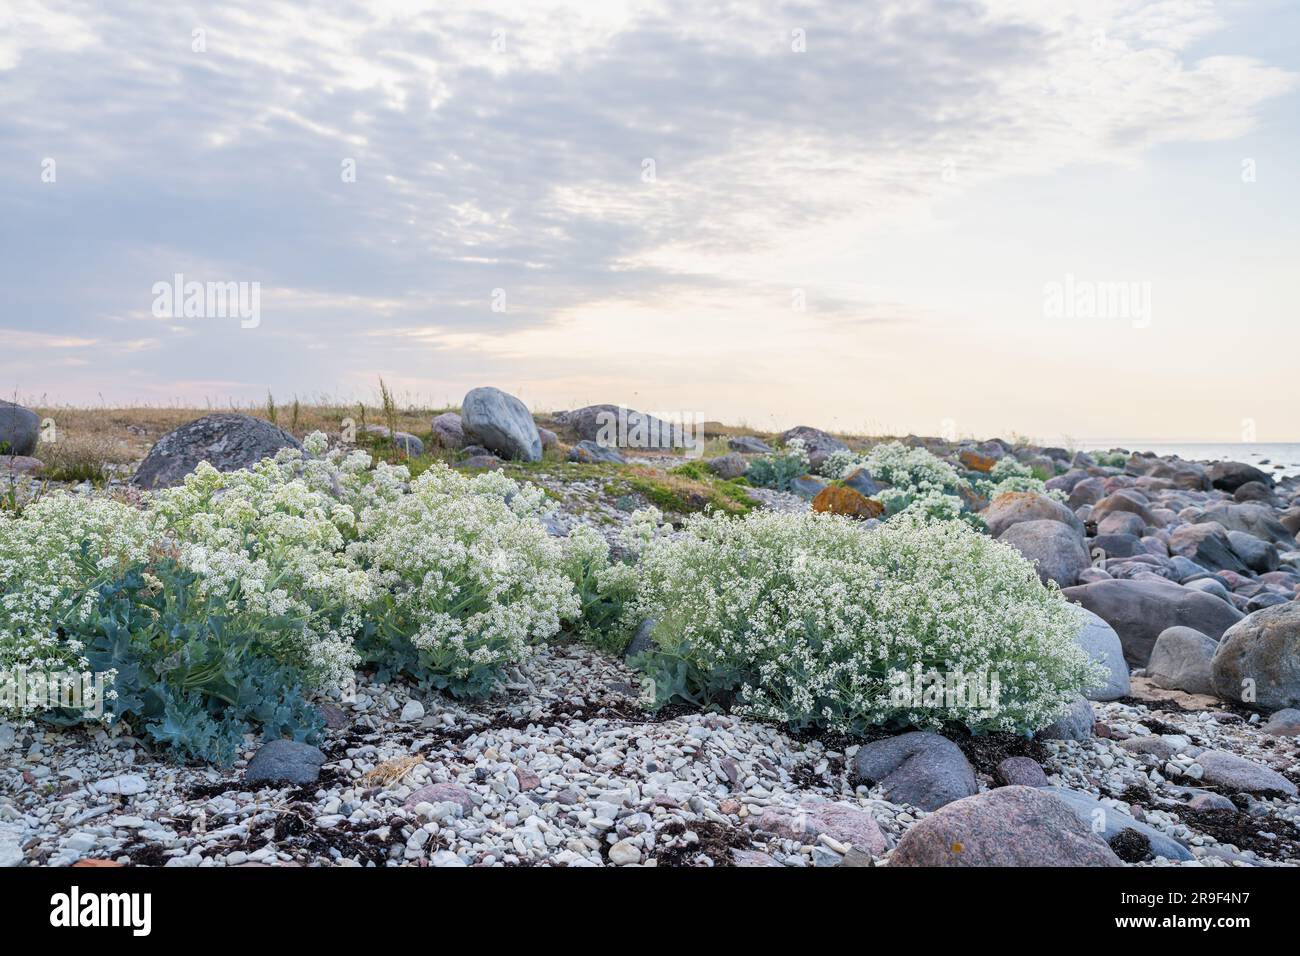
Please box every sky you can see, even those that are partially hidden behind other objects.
[1,0,1298,443]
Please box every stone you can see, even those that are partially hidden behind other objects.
[706,453,747,479]
[751,800,889,855]
[0,455,43,476]
[984,492,1084,538]
[1168,523,1249,574]
[841,468,880,497]
[1034,696,1094,741]
[1227,530,1279,574]
[1068,476,1106,509]
[995,756,1049,788]
[568,440,626,464]
[789,475,828,500]
[400,700,425,722]
[731,849,783,867]
[538,427,558,449]
[1039,787,1194,861]
[0,824,25,867]
[958,449,997,473]
[461,387,542,461]
[997,519,1090,587]
[851,732,978,811]
[1062,577,1244,668]
[561,405,697,452]
[431,850,467,867]
[1147,627,1218,696]
[887,787,1120,867]
[1195,503,1295,549]
[608,840,641,865]
[430,412,466,449]
[1207,461,1273,492]
[1195,750,1297,796]
[622,618,657,661]
[360,424,424,456]
[777,426,848,469]
[811,484,883,520]
[1091,492,1160,527]
[727,435,772,455]
[1069,604,1130,701]
[88,774,148,797]
[404,782,477,812]
[451,454,502,471]
[1211,602,1300,709]
[1234,481,1275,504]
[1097,511,1147,537]
[1090,533,1144,559]
[243,740,326,787]
[132,413,302,489]
[1261,708,1300,737]
[0,400,40,456]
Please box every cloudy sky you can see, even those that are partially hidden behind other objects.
[2,0,1297,442]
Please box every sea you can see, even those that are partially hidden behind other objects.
[1079,442,1300,480]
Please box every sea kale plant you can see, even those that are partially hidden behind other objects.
[350,464,580,697]
[744,438,810,492]
[628,509,1101,735]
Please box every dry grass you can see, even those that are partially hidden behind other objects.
[361,754,425,787]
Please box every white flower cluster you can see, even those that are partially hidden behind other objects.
[632,509,1101,734]
[352,464,578,685]
[976,455,1066,502]
[0,496,156,676]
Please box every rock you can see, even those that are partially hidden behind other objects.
[995,756,1049,788]
[132,413,302,489]
[430,850,467,867]
[400,700,425,722]
[851,732,978,811]
[731,849,783,867]
[1068,476,1106,509]
[568,440,627,465]
[0,455,43,476]
[1280,507,1300,537]
[1195,750,1297,796]
[360,424,423,456]
[984,492,1083,539]
[841,468,880,497]
[0,400,40,456]
[451,454,502,471]
[1207,461,1274,492]
[1211,602,1300,709]
[1195,503,1295,549]
[1227,530,1279,574]
[1167,523,1249,574]
[1063,578,1245,667]
[751,800,888,855]
[1069,604,1130,701]
[404,782,477,812]
[777,426,848,470]
[789,475,828,500]
[430,412,466,449]
[997,519,1090,587]
[1091,492,1160,528]
[562,404,696,452]
[1091,533,1144,559]
[728,435,772,455]
[608,840,641,865]
[623,618,657,661]
[1234,481,1275,504]
[1034,696,1094,741]
[243,740,326,787]
[887,787,1120,867]
[1039,787,1194,861]
[811,484,883,520]
[706,453,747,479]
[538,427,558,449]
[1261,708,1300,736]
[461,387,542,461]
[0,823,25,867]
[1147,627,1218,696]
[89,774,148,797]
[958,449,997,473]
[1097,512,1147,537]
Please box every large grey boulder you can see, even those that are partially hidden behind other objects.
[560,404,696,452]
[851,732,978,811]
[461,387,542,462]
[1147,627,1218,696]
[1063,577,1245,667]
[132,414,302,489]
[1207,460,1273,492]
[887,787,1120,867]
[1039,787,1194,862]
[984,491,1084,538]
[0,400,40,456]
[1211,602,1300,709]
[1069,605,1130,701]
[1167,523,1249,574]
[1195,503,1295,548]
[997,519,1090,587]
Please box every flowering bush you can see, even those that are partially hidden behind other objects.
[974,456,1065,503]
[629,509,1100,734]
[351,464,579,697]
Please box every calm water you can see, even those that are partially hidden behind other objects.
[1080,442,1300,480]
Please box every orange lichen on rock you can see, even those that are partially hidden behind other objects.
[959,449,997,473]
[812,485,884,520]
